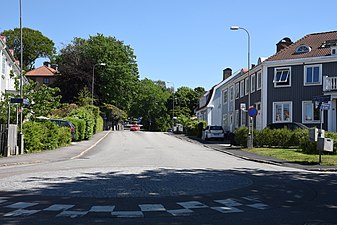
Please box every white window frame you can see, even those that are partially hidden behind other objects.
[230,86,234,101]
[223,113,228,128]
[235,109,239,128]
[245,77,250,95]
[302,101,321,123]
[223,89,228,104]
[273,67,291,87]
[251,74,256,93]
[257,72,262,90]
[2,56,6,75]
[304,64,322,86]
[235,83,239,99]
[241,110,247,126]
[240,80,244,97]
[273,101,292,123]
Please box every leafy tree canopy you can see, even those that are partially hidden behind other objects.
[55,34,139,111]
[1,27,56,71]
[129,78,171,131]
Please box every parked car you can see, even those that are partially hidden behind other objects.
[130,124,140,131]
[202,125,225,140]
[266,122,308,131]
[49,119,76,140]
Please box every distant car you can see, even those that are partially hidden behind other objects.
[130,124,140,131]
[266,122,309,131]
[202,125,225,140]
[50,119,76,140]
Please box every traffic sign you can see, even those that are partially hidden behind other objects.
[10,98,23,104]
[248,107,258,117]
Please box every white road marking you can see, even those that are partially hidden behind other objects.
[89,205,115,212]
[43,204,75,211]
[139,204,166,212]
[4,209,41,217]
[5,202,38,209]
[177,201,208,209]
[167,208,194,216]
[111,211,144,218]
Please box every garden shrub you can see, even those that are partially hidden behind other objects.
[57,127,72,147]
[23,120,71,153]
[234,126,248,147]
[64,117,86,141]
[70,107,95,140]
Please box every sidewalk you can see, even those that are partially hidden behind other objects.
[173,134,337,172]
[0,131,110,167]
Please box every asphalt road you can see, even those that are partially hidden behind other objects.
[0,131,336,225]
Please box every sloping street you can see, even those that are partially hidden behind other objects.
[0,131,336,225]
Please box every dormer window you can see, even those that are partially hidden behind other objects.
[331,46,337,55]
[295,45,311,54]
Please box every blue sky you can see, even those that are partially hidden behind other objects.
[1,0,336,90]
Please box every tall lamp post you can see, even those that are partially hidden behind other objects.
[230,26,253,149]
[19,0,24,154]
[92,63,106,105]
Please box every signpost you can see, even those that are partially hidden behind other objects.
[312,95,331,164]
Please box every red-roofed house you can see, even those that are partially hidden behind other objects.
[25,62,59,85]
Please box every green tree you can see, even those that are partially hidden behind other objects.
[1,27,56,71]
[0,80,61,123]
[129,79,171,131]
[55,34,139,111]
[169,86,203,118]
[23,81,62,118]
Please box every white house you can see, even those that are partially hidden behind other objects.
[0,36,21,98]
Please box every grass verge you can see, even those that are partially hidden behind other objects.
[244,148,337,166]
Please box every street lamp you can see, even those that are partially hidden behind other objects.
[230,26,253,149]
[19,0,24,154]
[92,63,106,105]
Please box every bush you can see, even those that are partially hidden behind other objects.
[64,117,86,141]
[70,107,95,140]
[23,120,72,153]
[234,126,248,147]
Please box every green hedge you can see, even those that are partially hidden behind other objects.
[23,121,71,153]
[234,127,336,155]
[64,117,86,141]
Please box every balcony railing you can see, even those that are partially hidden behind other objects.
[323,76,337,92]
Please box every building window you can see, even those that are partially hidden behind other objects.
[223,113,228,128]
[257,72,262,90]
[295,45,311,54]
[240,80,244,97]
[2,57,6,75]
[273,67,291,87]
[273,101,292,123]
[230,86,234,101]
[241,110,247,126]
[302,101,320,123]
[245,77,250,95]
[43,77,50,84]
[223,89,228,104]
[235,83,239,99]
[304,64,322,86]
[251,74,256,93]
[235,109,239,128]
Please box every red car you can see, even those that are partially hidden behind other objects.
[130,124,140,131]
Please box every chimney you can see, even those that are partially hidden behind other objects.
[50,64,58,71]
[276,37,293,52]
[223,68,232,80]
[43,61,50,67]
